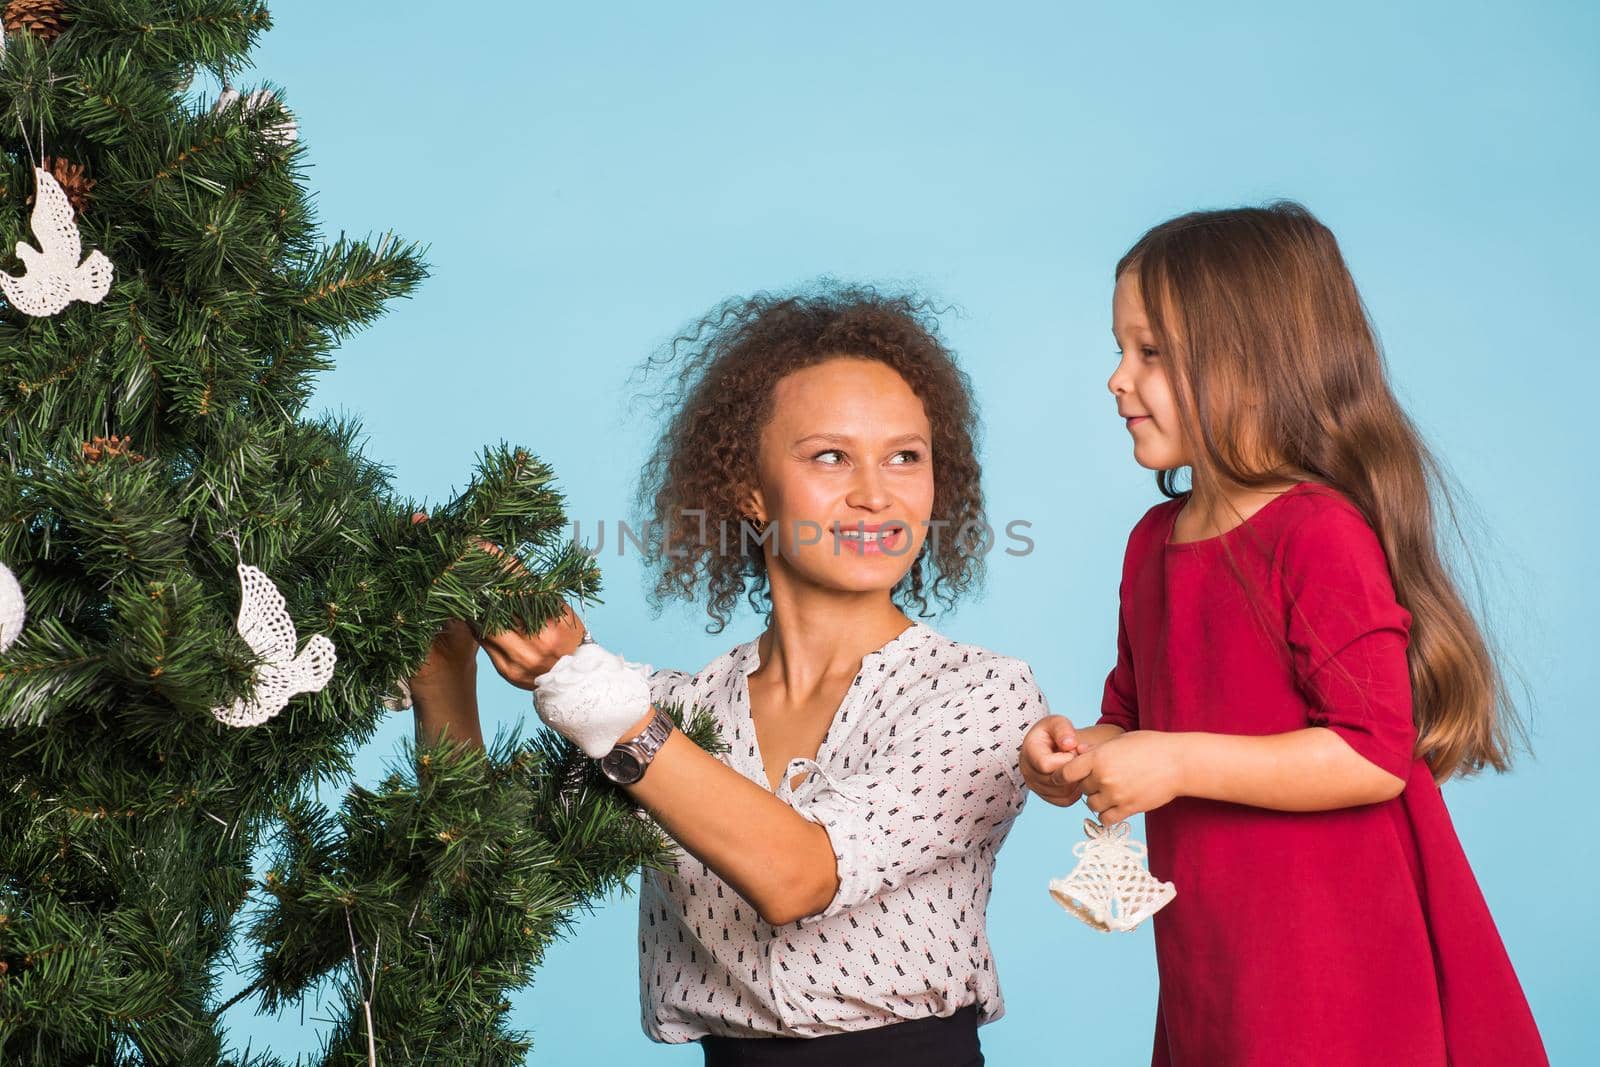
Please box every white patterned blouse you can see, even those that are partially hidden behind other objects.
[638,620,1049,1043]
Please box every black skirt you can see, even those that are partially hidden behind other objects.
[699,1005,983,1067]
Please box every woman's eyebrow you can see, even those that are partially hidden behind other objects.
[794,432,929,447]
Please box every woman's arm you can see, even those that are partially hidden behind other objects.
[1061,727,1406,825]
[609,707,839,926]
[409,619,485,750]
[422,611,840,927]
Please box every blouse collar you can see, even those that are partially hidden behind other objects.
[733,619,934,677]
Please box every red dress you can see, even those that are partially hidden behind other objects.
[1097,482,1546,1067]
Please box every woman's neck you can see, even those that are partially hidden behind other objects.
[756,587,913,694]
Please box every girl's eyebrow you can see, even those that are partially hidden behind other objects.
[794,432,929,448]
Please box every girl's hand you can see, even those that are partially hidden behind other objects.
[1060,730,1184,825]
[1020,715,1083,806]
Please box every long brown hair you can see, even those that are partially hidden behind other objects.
[633,282,986,634]
[1119,202,1522,779]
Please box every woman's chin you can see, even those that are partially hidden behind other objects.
[776,555,917,596]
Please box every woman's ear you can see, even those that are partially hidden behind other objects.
[741,486,768,526]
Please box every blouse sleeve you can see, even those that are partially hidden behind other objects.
[1281,504,1417,779]
[1097,587,1139,732]
[648,667,694,710]
[785,657,1047,925]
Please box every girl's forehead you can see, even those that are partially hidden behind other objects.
[1113,274,1151,325]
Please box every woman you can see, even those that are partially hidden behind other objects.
[410,285,1050,1065]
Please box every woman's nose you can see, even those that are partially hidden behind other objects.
[845,466,892,511]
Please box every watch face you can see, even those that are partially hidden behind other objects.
[601,747,645,785]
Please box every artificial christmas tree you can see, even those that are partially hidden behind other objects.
[0,4,715,1062]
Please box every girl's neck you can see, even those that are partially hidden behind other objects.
[1176,477,1303,543]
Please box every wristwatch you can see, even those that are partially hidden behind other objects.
[599,707,674,785]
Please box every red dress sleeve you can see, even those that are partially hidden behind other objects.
[1098,587,1139,732]
[1098,500,1178,733]
[1279,499,1417,779]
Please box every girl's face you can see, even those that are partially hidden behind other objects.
[746,357,935,596]
[1109,270,1191,471]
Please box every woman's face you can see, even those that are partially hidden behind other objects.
[746,357,935,596]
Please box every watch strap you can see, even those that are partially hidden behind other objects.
[613,707,673,774]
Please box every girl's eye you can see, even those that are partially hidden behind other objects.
[1140,346,1159,360]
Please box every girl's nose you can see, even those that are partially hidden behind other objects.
[1108,363,1130,396]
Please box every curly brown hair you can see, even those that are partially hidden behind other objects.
[633,282,987,633]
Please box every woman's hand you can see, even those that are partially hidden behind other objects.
[477,602,586,690]
[1020,715,1083,806]
[1060,730,1185,825]
[407,510,587,691]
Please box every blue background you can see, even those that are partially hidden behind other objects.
[217,1,1596,1061]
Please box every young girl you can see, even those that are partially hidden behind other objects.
[1019,203,1547,1066]
[412,286,1048,1065]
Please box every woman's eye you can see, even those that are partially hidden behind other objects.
[812,448,922,464]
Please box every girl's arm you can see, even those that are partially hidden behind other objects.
[1057,503,1419,824]
[1058,726,1406,826]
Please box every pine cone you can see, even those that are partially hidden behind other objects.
[2,0,69,41]
[39,155,94,215]
[81,436,145,464]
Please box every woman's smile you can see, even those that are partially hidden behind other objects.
[832,522,909,556]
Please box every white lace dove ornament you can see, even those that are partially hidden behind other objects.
[212,563,337,728]
[1,168,114,317]
[1049,818,1176,933]
[0,560,25,652]
[532,639,654,758]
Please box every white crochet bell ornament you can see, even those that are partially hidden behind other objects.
[1049,818,1176,933]
[0,560,25,652]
